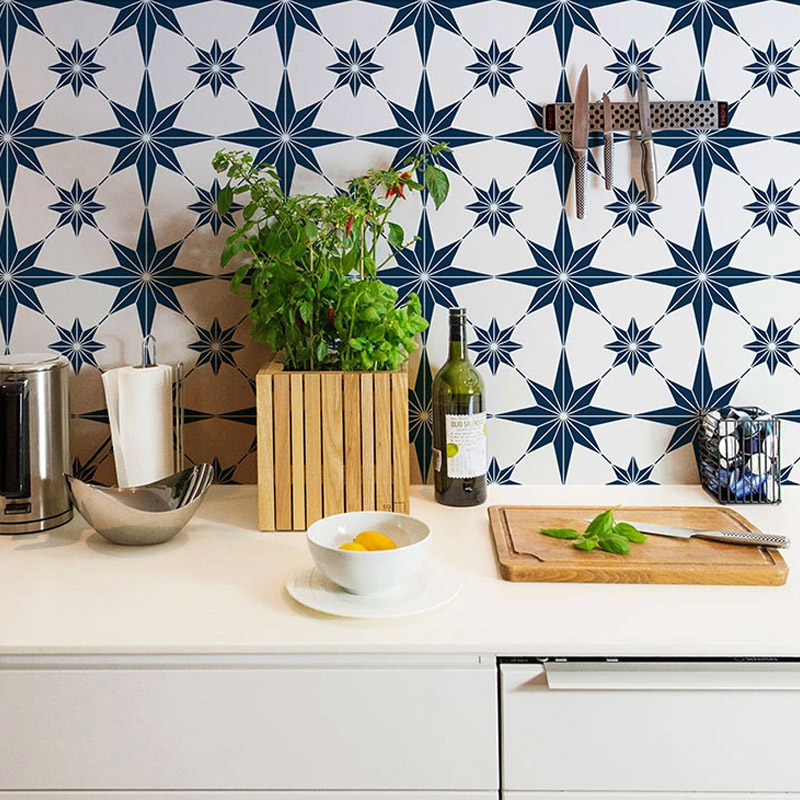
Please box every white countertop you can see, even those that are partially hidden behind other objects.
[0,485,797,658]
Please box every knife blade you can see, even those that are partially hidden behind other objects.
[636,70,657,202]
[602,92,613,190]
[616,520,790,550]
[572,65,589,220]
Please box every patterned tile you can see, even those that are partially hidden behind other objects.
[4,0,800,486]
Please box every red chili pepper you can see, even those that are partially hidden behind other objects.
[385,186,396,198]
[296,314,303,331]
[396,183,406,199]
[326,308,335,326]
[400,171,411,182]
[346,214,354,236]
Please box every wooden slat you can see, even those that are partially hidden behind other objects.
[255,372,275,531]
[272,374,292,530]
[360,373,375,511]
[343,374,362,512]
[303,373,323,527]
[321,373,344,517]
[391,371,409,514]
[290,373,305,530]
[374,375,392,512]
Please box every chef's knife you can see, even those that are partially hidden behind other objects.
[616,520,790,550]
[637,70,657,202]
[602,92,613,190]
[572,65,589,219]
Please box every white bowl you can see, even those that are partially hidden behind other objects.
[306,511,431,595]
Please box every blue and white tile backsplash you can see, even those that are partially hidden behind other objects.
[3,0,800,486]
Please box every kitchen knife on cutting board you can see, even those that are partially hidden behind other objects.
[637,70,657,202]
[572,65,589,219]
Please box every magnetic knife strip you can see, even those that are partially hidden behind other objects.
[544,101,729,132]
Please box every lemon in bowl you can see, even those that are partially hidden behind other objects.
[306,511,431,595]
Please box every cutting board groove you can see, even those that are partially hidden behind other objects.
[488,506,788,585]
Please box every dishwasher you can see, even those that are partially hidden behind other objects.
[500,658,800,797]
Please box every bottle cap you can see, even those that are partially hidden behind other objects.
[449,307,466,318]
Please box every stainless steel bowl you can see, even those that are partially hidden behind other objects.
[66,464,214,546]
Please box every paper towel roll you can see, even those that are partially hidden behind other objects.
[103,364,174,488]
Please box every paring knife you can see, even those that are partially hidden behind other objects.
[572,65,589,220]
[602,93,613,190]
[616,521,790,550]
[636,70,657,202]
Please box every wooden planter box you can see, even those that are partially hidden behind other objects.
[256,360,409,531]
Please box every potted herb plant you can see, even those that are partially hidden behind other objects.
[213,146,450,530]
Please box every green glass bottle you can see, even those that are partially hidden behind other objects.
[432,307,487,506]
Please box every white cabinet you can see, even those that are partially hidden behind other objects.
[0,655,498,793]
[500,661,800,794]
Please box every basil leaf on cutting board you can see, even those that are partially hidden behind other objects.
[540,528,580,539]
[540,508,646,555]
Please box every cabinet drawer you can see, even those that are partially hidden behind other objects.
[0,657,498,791]
[501,662,800,792]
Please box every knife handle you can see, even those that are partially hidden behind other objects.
[575,150,586,220]
[639,137,658,202]
[603,134,614,190]
[696,530,790,550]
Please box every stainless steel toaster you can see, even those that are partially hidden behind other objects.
[0,354,72,534]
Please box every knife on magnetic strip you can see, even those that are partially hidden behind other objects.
[572,65,589,219]
[602,92,613,190]
[637,70,658,202]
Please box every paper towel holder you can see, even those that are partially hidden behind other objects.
[135,334,185,471]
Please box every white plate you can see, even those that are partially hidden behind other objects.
[286,559,461,619]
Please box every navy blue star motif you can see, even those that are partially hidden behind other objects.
[211,456,238,485]
[361,73,487,173]
[605,41,661,96]
[640,212,767,343]
[0,211,72,348]
[188,179,242,235]
[608,457,657,485]
[188,318,244,374]
[245,0,326,63]
[468,318,522,375]
[384,0,472,63]
[744,40,799,97]
[744,179,798,235]
[639,349,738,452]
[83,212,211,336]
[49,318,105,373]
[744,319,799,375]
[466,179,522,235]
[487,457,518,486]
[95,0,196,63]
[657,113,768,203]
[524,0,602,66]
[188,40,243,97]
[466,41,522,96]
[0,0,47,60]
[604,180,660,234]
[409,349,433,480]
[500,211,627,343]
[222,73,349,192]
[497,351,627,483]
[327,41,383,96]
[647,0,752,65]
[379,210,490,329]
[48,179,105,235]
[83,75,211,203]
[605,319,661,374]
[49,40,105,96]
[0,73,71,201]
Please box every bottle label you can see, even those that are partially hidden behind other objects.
[445,413,487,478]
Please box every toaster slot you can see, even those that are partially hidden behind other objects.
[0,378,31,499]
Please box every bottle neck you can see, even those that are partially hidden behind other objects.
[448,317,467,361]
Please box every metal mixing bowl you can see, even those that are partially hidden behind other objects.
[66,464,214,546]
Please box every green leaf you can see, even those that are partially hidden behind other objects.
[316,341,328,362]
[585,508,616,539]
[540,528,580,539]
[304,221,318,241]
[613,522,648,543]
[597,534,631,555]
[387,222,404,249]
[425,165,449,210]
[574,538,598,551]
[243,202,257,221]
[220,239,246,268]
[298,301,312,323]
[217,184,233,215]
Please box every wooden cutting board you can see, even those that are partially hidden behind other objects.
[488,506,788,585]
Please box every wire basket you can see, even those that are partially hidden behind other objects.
[696,407,781,505]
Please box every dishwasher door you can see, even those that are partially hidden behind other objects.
[500,661,800,794]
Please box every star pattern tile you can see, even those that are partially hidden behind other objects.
[3,0,800,485]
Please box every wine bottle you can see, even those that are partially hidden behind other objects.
[432,307,487,506]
